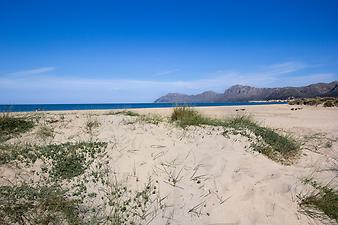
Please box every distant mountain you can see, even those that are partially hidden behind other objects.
[154,81,338,103]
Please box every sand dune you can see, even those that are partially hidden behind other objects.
[1,104,337,224]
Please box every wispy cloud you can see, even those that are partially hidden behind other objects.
[0,62,336,103]
[155,69,180,76]
[261,61,309,75]
[2,67,56,77]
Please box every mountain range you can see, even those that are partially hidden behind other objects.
[154,81,338,103]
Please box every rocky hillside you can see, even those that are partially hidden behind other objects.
[154,81,338,103]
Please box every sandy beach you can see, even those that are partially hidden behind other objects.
[1,104,337,225]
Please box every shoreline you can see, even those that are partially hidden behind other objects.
[2,103,287,114]
[0,102,287,113]
[7,104,338,133]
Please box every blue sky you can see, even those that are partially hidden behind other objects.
[1,0,338,104]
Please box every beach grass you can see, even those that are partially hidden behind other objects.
[109,110,164,125]
[300,178,338,223]
[85,115,100,135]
[0,113,34,142]
[108,110,140,117]
[171,106,300,162]
[138,114,164,125]
[36,125,55,142]
[223,116,300,161]
[0,184,82,225]
[171,106,217,128]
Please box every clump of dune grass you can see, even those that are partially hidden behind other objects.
[108,110,140,117]
[223,116,300,161]
[0,113,34,142]
[299,178,338,223]
[0,183,83,225]
[36,125,55,142]
[85,115,100,135]
[171,106,216,128]
[171,107,300,162]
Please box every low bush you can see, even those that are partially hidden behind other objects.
[0,113,34,142]
[323,100,334,107]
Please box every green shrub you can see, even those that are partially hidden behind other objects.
[0,114,34,142]
[289,98,338,107]
[323,100,334,107]
[334,99,338,106]
[303,99,320,106]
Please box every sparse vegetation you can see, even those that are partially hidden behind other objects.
[109,110,164,125]
[323,100,334,107]
[0,178,165,225]
[1,108,335,224]
[138,114,163,125]
[39,142,108,180]
[289,97,338,107]
[0,113,34,142]
[171,106,215,128]
[0,184,83,225]
[95,178,165,224]
[300,178,338,222]
[85,116,100,133]
[301,132,336,153]
[36,125,55,142]
[0,111,169,224]
[0,144,38,166]
[171,107,300,162]
[0,142,107,180]
[334,99,338,107]
[109,110,140,117]
[223,116,300,162]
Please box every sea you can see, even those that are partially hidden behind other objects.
[0,102,287,113]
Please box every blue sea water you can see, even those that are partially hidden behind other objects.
[0,102,287,113]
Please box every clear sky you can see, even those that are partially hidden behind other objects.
[1,0,338,104]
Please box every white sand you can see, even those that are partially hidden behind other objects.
[1,104,337,225]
